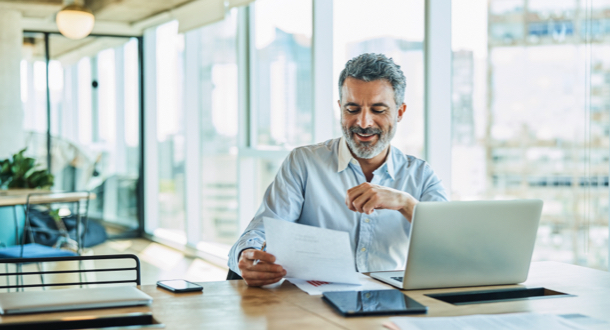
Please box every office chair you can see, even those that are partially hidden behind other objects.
[0,192,91,290]
[0,254,142,291]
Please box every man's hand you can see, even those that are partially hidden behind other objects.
[238,249,287,287]
[345,182,419,222]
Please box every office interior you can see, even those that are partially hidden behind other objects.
[0,0,608,288]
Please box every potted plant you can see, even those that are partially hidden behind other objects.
[0,148,54,189]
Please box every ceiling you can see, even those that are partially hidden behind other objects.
[1,0,251,63]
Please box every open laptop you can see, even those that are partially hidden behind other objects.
[370,200,543,290]
[0,286,152,315]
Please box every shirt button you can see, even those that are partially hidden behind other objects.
[365,293,371,298]
[361,247,366,252]
[351,159,358,165]
[364,218,370,223]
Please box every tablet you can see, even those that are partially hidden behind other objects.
[322,290,427,317]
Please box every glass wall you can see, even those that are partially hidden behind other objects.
[143,2,313,256]
[20,34,141,229]
[253,0,313,148]
[451,0,610,270]
[153,21,187,243]
[195,11,239,245]
[333,0,425,158]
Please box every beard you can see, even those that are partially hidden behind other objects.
[342,120,397,160]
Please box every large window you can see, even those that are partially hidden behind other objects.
[143,2,313,257]
[20,34,141,229]
[253,0,313,148]
[154,21,187,243]
[333,0,425,158]
[452,0,609,270]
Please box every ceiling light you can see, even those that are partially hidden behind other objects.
[56,3,95,40]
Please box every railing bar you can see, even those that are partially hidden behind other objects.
[0,267,138,277]
[0,279,138,289]
[0,254,139,264]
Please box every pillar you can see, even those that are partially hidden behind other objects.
[0,10,24,159]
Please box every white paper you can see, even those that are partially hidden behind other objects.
[387,313,588,330]
[287,273,395,295]
[263,217,359,284]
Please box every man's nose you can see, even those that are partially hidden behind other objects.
[356,109,374,128]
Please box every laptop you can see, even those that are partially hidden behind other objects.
[370,199,543,290]
[0,286,152,315]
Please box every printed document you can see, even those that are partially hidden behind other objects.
[263,217,359,284]
[287,273,394,295]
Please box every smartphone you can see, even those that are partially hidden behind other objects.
[157,280,203,293]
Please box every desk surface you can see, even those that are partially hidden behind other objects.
[0,189,95,207]
[1,261,609,329]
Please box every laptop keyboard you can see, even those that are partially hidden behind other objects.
[391,276,404,282]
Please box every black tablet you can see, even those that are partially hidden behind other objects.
[322,290,427,317]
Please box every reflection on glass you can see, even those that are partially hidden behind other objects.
[451,0,609,269]
[254,0,313,147]
[333,0,425,158]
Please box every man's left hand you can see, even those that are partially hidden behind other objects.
[345,183,419,222]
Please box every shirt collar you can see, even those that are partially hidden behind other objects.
[337,136,353,173]
[337,136,396,180]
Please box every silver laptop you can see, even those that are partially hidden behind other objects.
[0,286,152,315]
[370,200,543,290]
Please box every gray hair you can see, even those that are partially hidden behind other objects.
[338,53,406,106]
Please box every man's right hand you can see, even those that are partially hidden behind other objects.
[238,249,286,287]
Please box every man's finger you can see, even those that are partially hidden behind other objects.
[246,262,284,273]
[242,269,286,281]
[362,194,380,214]
[242,250,276,263]
[352,189,376,213]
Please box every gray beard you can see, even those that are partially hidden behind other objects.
[341,123,396,159]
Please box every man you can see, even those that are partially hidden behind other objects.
[228,53,448,287]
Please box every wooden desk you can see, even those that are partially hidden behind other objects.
[0,189,95,207]
[0,261,608,329]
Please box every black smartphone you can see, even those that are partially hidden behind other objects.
[157,280,203,293]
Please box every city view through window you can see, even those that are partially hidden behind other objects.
[452,0,610,270]
[19,1,609,269]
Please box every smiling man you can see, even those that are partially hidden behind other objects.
[228,53,449,286]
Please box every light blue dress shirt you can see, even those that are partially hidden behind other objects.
[228,137,448,275]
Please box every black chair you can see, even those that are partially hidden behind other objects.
[226,269,243,280]
[0,254,141,291]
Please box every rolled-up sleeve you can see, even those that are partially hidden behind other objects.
[227,149,306,275]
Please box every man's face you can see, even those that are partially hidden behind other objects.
[339,77,406,160]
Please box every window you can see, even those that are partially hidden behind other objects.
[333,0,425,158]
[20,34,141,229]
[154,21,187,243]
[452,0,609,270]
[252,0,313,148]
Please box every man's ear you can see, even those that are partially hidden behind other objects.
[337,100,342,109]
[397,103,407,122]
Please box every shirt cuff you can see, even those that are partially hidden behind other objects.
[228,237,265,276]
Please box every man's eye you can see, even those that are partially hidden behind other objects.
[346,108,359,113]
[373,109,386,114]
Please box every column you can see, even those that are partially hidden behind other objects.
[0,10,24,159]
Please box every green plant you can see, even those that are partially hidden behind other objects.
[0,148,54,189]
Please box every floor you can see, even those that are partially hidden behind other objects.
[7,238,229,290]
[90,238,229,285]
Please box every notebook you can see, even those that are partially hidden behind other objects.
[0,286,152,315]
